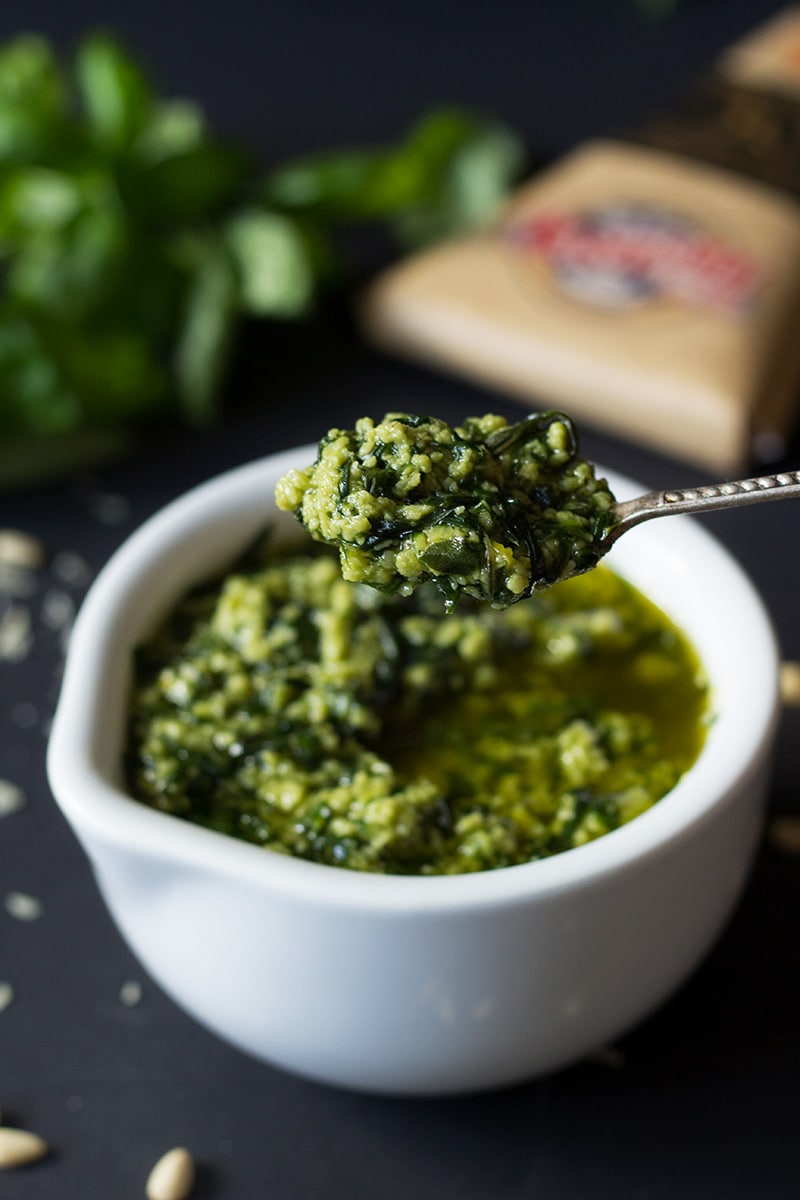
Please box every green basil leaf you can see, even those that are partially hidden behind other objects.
[174,242,238,425]
[400,108,480,173]
[0,35,62,109]
[7,199,128,317]
[358,108,490,219]
[0,314,81,435]
[262,150,391,218]
[0,167,83,239]
[394,120,525,246]
[261,107,524,234]
[54,326,168,419]
[0,427,132,489]
[0,312,40,366]
[124,143,249,223]
[444,124,526,227]
[225,209,314,317]
[134,99,207,164]
[0,308,167,433]
[75,32,153,153]
[0,35,67,160]
[111,233,183,342]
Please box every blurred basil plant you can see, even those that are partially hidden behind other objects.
[0,33,525,485]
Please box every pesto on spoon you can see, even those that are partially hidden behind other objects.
[275,411,618,610]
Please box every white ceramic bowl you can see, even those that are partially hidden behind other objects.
[48,448,780,1096]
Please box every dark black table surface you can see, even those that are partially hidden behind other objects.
[2,2,800,1197]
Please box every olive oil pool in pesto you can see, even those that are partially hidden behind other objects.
[127,539,709,876]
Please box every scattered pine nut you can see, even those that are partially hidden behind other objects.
[780,661,800,707]
[0,530,44,571]
[0,564,38,599]
[41,588,75,633]
[4,892,43,922]
[0,606,32,663]
[51,550,90,588]
[0,1127,48,1169]
[0,781,26,819]
[119,979,142,1007]
[0,982,13,1013]
[146,1146,195,1200]
[769,814,800,857]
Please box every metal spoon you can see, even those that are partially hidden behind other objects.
[600,468,800,550]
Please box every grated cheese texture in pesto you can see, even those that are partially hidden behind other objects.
[127,541,708,875]
[274,411,618,610]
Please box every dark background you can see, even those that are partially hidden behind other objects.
[2,2,799,1198]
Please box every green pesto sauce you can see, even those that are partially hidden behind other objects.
[274,411,618,611]
[127,540,709,875]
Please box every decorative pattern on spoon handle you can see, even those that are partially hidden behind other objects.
[661,471,800,508]
[606,469,800,547]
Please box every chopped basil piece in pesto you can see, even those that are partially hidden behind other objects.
[127,540,708,876]
[275,411,618,610]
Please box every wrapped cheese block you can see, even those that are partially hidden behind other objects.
[362,11,800,472]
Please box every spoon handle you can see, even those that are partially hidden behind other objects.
[605,469,800,547]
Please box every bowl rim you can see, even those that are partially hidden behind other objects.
[47,446,781,914]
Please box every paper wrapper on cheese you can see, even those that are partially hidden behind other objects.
[362,138,800,473]
[631,11,800,198]
[362,10,800,473]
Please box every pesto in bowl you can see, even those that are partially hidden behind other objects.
[127,538,708,875]
[50,446,778,1093]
